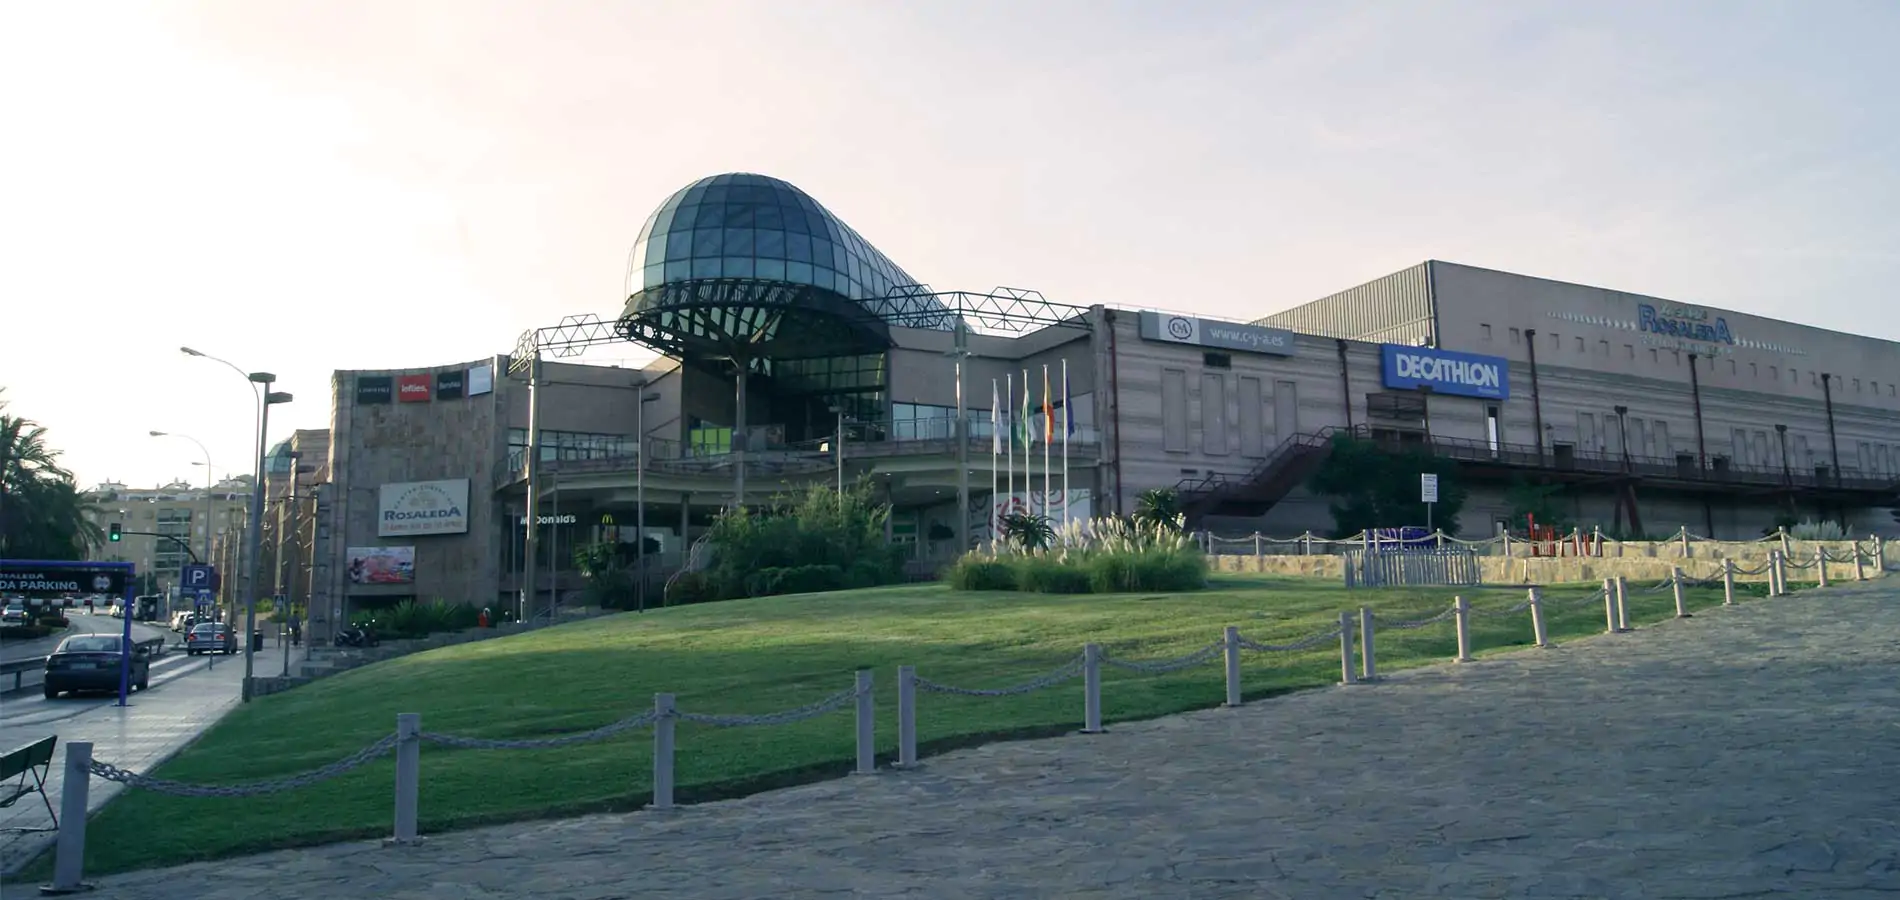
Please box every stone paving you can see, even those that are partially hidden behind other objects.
[47,581,1900,898]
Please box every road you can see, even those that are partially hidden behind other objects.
[1,614,172,694]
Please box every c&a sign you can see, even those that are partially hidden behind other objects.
[1381,345,1510,401]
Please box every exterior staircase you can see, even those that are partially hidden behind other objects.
[1177,427,1353,525]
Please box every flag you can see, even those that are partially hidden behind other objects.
[1042,365,1054,444]
[1020,369,1033,448]
[990,380,1002,454]
[1062,360,1074,437]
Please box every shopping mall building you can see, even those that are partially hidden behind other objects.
[294,173,1900,641]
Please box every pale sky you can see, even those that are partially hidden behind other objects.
[3,0,1895,492]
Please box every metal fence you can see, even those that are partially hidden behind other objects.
[1344,548,1481,588]
[31,544,1886,892]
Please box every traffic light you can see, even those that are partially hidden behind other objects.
[109,523,122,542]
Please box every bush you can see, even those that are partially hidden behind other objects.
[373,600,480,640]
[664,572,720,606]
[1011,556,1093,594]
[945,556,1017,591]
[695,479,905,604]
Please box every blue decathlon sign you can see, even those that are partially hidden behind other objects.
[1381,345,1511,401]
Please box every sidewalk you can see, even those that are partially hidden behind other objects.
[0,644,293,875]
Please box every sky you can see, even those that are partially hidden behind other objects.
[2,0,1896,492]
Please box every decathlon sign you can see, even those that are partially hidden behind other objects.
[1381,345,1510,401]
[377,479,471,537]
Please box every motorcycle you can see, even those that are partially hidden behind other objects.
[333,622,381,648]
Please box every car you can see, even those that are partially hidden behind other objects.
[185,622,237,655]
[169,611,200,633]
[43,634,150,698]
[1,602,26,625]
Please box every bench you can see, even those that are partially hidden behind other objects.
[0,735,58,832]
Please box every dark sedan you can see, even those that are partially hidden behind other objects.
[44,634,150,699]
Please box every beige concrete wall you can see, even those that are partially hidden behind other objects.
[1209,539,1890,585]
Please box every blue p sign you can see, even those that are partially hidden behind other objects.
[182,564,216,590]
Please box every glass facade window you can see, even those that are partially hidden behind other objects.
[506,429,637,464]
[625,173,932,323]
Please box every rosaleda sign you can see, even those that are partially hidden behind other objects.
[377,479,471,537]
[1638,303,1733,345]
[1381,345,1510,401]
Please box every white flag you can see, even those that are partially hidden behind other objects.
[991,380,1002,454]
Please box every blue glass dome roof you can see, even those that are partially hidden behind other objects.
[618,173,955,360]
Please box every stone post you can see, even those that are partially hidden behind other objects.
[1854,543,1867,581]
[1815,547,1829,588]
[50,741,93,892]
[1453,596,1473,662]
[1082,643,1103,733]
[1359,607,1377,682]
[1338,611,1357,685]
[652,693,675,809]
[1722,558,1735,606]
[896,665,917,768]
[391,713,420,845]
[854,669,875,775]
[1672,566,1690,618]
[1528,587,1548,648]
[1222,626,1242,707]
[1614,576,1630,632]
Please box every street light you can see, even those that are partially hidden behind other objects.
[150,430,214,562]
[183,347,291,703]
[636,389,661,613]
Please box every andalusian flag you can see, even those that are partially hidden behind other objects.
[1020,369,1033,448]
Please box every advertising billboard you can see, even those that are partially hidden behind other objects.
[1380,345,1510,401]
[468,363,494,397]
[377,479,470,536]
[435,369,465,400]
[1138,311,1294,356]
[397,374,431,403]
[356,375,393,405]
[346,546,414,585]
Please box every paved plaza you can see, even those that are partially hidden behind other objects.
[47,581,1900,898]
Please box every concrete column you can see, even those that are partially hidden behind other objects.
[1614,576,1630,632]
[1082,643,1103,733]
[1452,596,1472,662]
[1222,626,1242,707]
[896,665,917,768]
[1604,578,1618,635]
[1816,548,1829,588]
[1528,587,1548,648]
[1722,558,1735,606]
[1672,566,1690,618]
[391,713,420,844]
[652,693,675,809]
[1338,611,1357,684]
[50,741,93,891]
[854,669,875,775]
[1359,607,1377,681]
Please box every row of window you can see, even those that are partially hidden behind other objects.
[1479,323,1896,398]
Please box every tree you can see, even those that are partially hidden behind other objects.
[1503,477,1570,532]
[0,389,99,560]
[1132,488,1185,533]
[1307,434,1466,538]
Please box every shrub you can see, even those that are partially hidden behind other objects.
[1011,555,1093,594]
[663,572,720,606]
[697,479,906,604]
[945,556,1017,591]
[1790,519,1847,541]
[777,564,847,595]
[372,600,480,640]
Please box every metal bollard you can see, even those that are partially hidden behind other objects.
[49,741,93,892]
[1337,611,1357,685]
[1359,607,1377,681]
[1452,596,1472,662]
[1528,587,1548,648]
[854,669,875,775]
[1222,626,1242,707]
[1603,578,1618,635]
[389,713,421,845]
[1722,558,1736,606]
[1671,567,1690,618]
[1614,576,1630,632]
[1772,550,1787,596]
[1815,548,1829,588]
[652,693,675,809]
[1082,643,1103,733]
[1854,544,1867,581]
[896,665,917,768]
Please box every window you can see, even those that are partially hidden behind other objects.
[1597,339,1609,357]
[1480,324,1492,342]
[1575,337,1585,353]
[1649,348,1659,364]
[1854,379,1862,392]
[1624,344,1634,359]
[1749,363,1756,378]
[1769,366,1777,380]
[1509,327,1521,345]
[1202,351,1232,369]
[1201,374,1228,455]
[1551,332,1561,349]
[1161,369,1188,452]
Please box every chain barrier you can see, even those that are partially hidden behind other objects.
[1730,561,1773,576]
[1381,606,1457,631]
[1782,558,1817,570]
[912,654,1086,697]
[676,683,865,728]
[87,734,400,798]
[421,710,660,750]
[1236,627,1342,653]
[1101,642,1223,674]
[1470,598,1534,619]
[1548,587,1610,609]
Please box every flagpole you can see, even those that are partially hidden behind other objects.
[1021,368,1031,519]
[1041,364,1052,525]
[1005,372,1013,531]
[1062,358,1071,529]
[991,379,1001,547]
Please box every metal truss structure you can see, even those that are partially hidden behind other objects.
[510,284,1092,376]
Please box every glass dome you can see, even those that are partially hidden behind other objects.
[618,174,956,360]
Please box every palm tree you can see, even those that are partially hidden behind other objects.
[0,388,94,559]
[1132,488,1185,533]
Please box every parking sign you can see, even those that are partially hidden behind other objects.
[182,563,218,591]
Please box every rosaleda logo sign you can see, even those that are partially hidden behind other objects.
[1638,303,1733,345]
[377,479,471,537]
[1381,345,1510,401]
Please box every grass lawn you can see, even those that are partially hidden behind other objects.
[57,573,1753,877]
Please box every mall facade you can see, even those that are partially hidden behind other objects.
[297,173,1900,641]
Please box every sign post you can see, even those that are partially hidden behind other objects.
[1420,473,1440,534]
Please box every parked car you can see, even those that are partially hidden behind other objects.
[43,634,149,698]
[170,611,200,633]
[186,622,237,655]
[1,601,26,625]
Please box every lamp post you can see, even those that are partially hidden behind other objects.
[280,461,316,676]
[182,347,291,703]
[636,389,660,613]
[150,431,214,562]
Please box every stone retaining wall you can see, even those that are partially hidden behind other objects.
[1210,539,1890,586]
